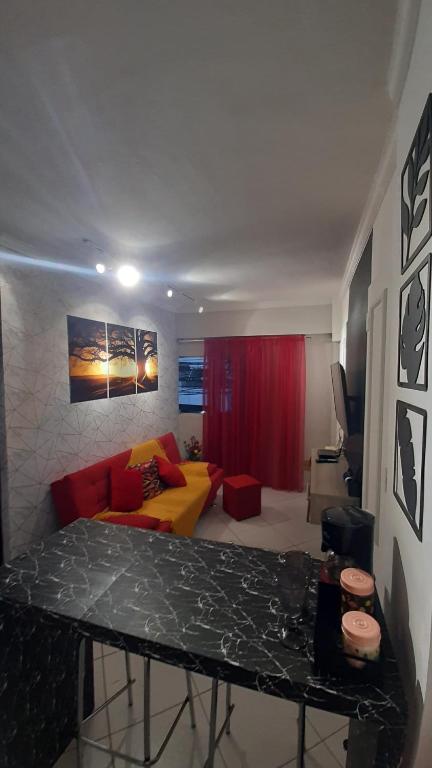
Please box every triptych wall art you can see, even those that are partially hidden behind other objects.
[395,93,432,541]
[67,315,158,404]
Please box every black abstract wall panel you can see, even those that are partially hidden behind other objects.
[401,94,432,274]
[394,400,426,541]
[398,254,431,390]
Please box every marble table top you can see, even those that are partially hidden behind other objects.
[0,518,406,729]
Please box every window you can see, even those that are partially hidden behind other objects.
[178,356,204,412]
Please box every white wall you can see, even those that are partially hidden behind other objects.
[0,264,178,559]
[334,2,432,761]
[177,304,332,339]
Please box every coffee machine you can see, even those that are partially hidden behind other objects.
[320,506,375,585]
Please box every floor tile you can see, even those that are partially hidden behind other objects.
[260,504,294,525]
[109,696,221,767]
[324,724,348,766]
[289,539,325,560]
[53,742,113,767]
[93,642,102,661]
[233,519,295,551]
[285,740,342,767]
[199,684,321,768]
[306,707,349,740]
[194,512,243,545]
[100,644,119,660]
[85,651,211,741]
[278,516,321,547]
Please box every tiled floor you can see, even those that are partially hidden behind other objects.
[54,489,348,767]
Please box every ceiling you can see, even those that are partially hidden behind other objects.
[0,1,400,312]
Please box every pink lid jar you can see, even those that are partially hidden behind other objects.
[342,611,381,668]
[340,568,375,615]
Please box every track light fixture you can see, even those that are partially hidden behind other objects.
[117,265,140,287]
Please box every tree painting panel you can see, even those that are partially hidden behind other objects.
[67,316,108,403]
[398,254,431,390]
[107,324,137,398]
[401,94,432,273]
[136,330,158,393]
[394,400,426,541]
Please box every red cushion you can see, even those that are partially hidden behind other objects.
[129,459,164,500]
[223,474,261,521]
[224,474,262,489]
[102,514,159,529]
[157,432,182,463]
[154,455,186,487]
[110,467,143,512]
[101,514,172,533]
[158,520,173,533]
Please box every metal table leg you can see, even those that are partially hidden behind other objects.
[185,671,196,728]
[125,651,134,707]
[77,644,205,766]
[206,679,219,768]
[226,684,232,735]
[297,703,306,768]
[144,656,151,763]
[76,640,85,768]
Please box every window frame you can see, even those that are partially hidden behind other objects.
[178,355,204,414]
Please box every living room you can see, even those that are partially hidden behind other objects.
[0,2,431,767]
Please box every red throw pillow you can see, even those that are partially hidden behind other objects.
[128,458,164,499]
[158,520,173,533]
[110,467,143,512]
[154,455,186,487]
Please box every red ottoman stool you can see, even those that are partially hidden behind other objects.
[223,474,262,520]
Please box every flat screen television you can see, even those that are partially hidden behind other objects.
[330,362,351,439]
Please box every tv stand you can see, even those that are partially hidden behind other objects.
[307,449,360,525]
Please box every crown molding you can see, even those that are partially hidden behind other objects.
[338,0,421,300]
[387,0,422,105]
[339,132,397,299]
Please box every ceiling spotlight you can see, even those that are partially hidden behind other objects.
[95,263,106,274]
[198,305,204,313]
[167,288,173,298]
[117,265,140,287]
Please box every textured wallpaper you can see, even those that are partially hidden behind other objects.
[0,265,179,558]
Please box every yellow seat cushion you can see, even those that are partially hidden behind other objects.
[128,439,168,465]
[95,460,211,537]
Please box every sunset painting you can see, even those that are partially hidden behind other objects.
[107,323,137,397]
[67,316,108,403]
[136,329,158,393]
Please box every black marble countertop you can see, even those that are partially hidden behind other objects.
[0,519,407,730]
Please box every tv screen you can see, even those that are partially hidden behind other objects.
[330,362,351,438]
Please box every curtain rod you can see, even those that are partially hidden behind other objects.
[177,335,313,342]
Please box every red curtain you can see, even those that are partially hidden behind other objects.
[203,335,305,491]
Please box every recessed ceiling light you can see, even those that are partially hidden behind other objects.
[95,263,106,274]
[167,288,173,298]
[117,265,140,287]
[198,305,204,313]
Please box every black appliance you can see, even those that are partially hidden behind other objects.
[320,505,375,584]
